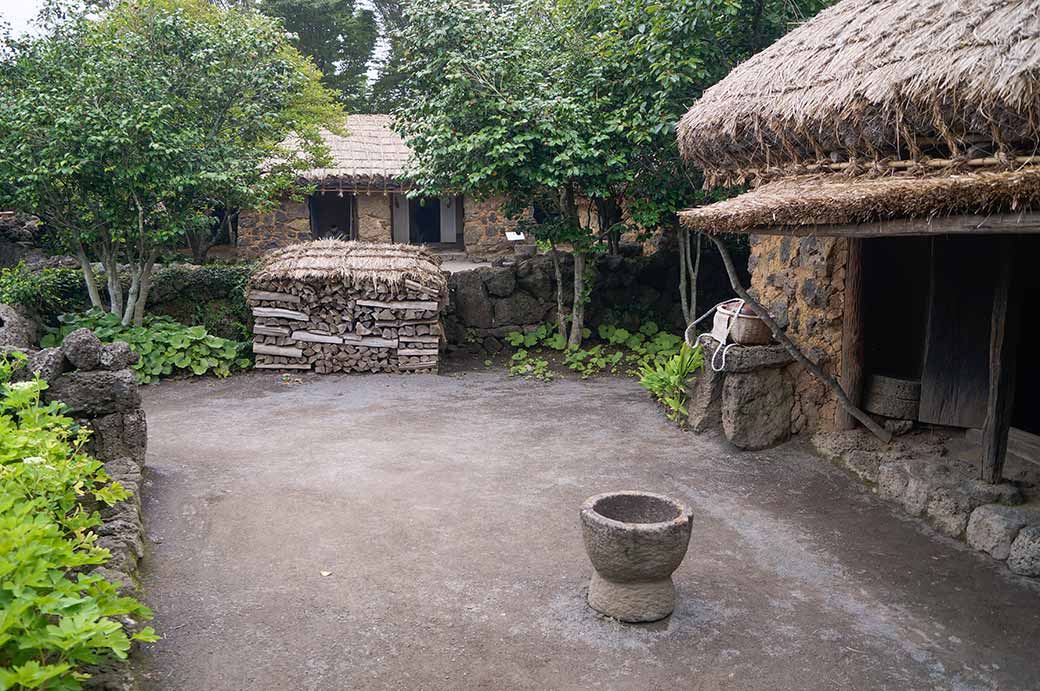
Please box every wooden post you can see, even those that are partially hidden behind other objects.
[837,238,866,430]
[980,237,1020,484]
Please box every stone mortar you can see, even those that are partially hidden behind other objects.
[580,491,693,623]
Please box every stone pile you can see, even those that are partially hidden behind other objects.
[4,322,148,689]
[247,240,447,374]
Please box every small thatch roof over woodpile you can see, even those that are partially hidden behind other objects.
[679,168,1040,235]
[302,115,411,189]
[677,0,1040,187]
[252,240,447,296]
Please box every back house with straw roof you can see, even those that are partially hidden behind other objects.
[237,115,524,258]
[676,0,1040,482]
[246,240,448,374]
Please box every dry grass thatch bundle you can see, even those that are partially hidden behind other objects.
[677,0,1040,187]
[247,240,447,374]
[678,168,1040,234]
[301,114,410,189]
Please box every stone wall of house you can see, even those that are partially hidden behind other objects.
[463,194,526,256]
[747,234,849,434]
[357,193,393,243]
[237,198,311,258]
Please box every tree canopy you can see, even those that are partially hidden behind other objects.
[260,0,378,111]
[0,0,343,324]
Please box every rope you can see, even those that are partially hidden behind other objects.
[683,299,744,373]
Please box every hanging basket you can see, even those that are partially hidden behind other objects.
[715,300,772,345]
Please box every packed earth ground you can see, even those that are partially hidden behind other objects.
[137,370,1040,690]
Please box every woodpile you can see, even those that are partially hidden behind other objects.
[246,240,447,374]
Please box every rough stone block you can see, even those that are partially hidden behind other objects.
[493,291,548,327]
[686,365,723,433]
[721,368,793,450]
[843,449,881,484]
[702,340,794,373]
[1007,526,1040,577]
[481,266,517,298]
[925,486,974,538]
[877,461,910,501]
[967,505,1031,560]
[11,347,65,383]
[46,370,141,416]
[62,328,103,371]
[99,341,139,371]
[450,270,493,329]
[0,303,36,349]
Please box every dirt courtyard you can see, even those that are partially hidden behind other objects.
[136,370,1040,690]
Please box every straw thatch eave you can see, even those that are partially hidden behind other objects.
[677,0,1040,187]
[678,167,1040,236]
[298,115,412,189]
[252,240,447,297]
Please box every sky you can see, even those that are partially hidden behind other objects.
[0,0,42,35]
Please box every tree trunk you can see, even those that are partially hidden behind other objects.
[132,250,158,327]
[677,228,690,323]
[568,251,586,347]
[101,242,123,317]
[548,240,568,339]
[74,239,104,309]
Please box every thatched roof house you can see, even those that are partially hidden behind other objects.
[677,0,1039,483]
[301,115,411,190]
[247,240,446,375]
[237,115,522,258]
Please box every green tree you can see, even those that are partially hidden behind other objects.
[260,0,378,110]
[0,0,343,324]
[393,0,827,340]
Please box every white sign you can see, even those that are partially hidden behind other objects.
[505,231,526,242]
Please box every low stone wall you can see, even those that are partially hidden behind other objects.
[813,429,1040,580]
[6,322,148,689]
[747,234,848,434]
[443,250,695,350]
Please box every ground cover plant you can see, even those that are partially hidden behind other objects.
[0,353,158,689]
[42,310,251,384]
[503,318,685,381]
[638,342,704,424]
[0,264,87,324]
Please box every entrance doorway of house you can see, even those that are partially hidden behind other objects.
[309,192,357,240]
[391,194,463,247]
[861,234,1038,467]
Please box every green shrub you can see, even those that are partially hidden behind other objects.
[0,263,88,323]
[0,352,158,689]
[638,342,704,424]
[42,310,252,384]
[147,264,254,341]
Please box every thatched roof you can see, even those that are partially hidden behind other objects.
[679,168,1040,234]
[302,115,411,189]
[677,0,1040,187]
[251,240,447,295]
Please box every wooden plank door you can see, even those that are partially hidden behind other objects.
[439,196,458,243]
[391,193,409,243]
[918,236,999,428]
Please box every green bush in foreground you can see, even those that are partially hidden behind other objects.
[0,352,158,690]
[42,310,252,384]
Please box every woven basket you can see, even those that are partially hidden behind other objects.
[716,300,772,345]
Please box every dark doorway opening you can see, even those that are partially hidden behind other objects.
[309,192,356,239]
[409,197,441,244]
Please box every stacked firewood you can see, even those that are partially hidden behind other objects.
[246,241,446,374]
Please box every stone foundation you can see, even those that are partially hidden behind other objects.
[813,428,1040,579]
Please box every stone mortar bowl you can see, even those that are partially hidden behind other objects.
[580,491,693,623]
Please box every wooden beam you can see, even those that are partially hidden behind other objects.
[980,238,1021,483]
[734,211,1040,238]
[837,238,866,430]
